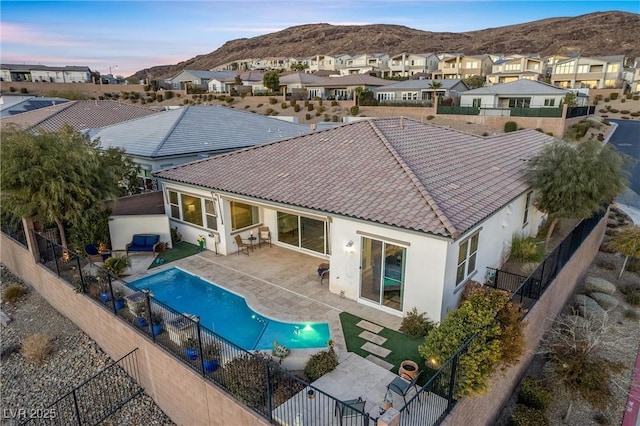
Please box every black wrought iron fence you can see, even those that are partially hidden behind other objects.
[486,207,607,313]
[566,105,596,118]
[0,215,27,248]
[20,349,142,426]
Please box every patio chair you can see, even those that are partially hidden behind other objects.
[386,370,422,414]
[234,235,250,256]
[317,262,329,285]
[334,397,366,426]
[84,243,111,263]
[258,226,272,248]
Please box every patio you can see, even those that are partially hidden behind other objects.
[121,244,403,363]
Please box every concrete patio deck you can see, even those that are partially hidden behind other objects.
[119,244,403,361]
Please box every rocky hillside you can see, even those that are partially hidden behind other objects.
[132,11,639,80]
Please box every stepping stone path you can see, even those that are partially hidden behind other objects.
[356,320,394,371]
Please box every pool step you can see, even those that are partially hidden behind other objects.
[366,354,394,371]
[359,330,387,345]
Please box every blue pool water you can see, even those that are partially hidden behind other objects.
[129,267,330,351]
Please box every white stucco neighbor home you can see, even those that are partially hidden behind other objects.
[154,117,554,322]
[88,105,310,192]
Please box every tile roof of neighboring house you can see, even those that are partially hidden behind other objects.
[0,100,156,132]
[240,71,264,82]
[107,191,166,216]
[156,117,554,238]
[461,79,568,95]
[592,55,626,63]
[279,73,325,85]
[89,105,310,159]
[0,96,69,117]
[372,79,465,91]
[1,64,90,72]
[306,74,393,87]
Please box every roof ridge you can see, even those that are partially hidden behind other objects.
[368,119,460,238]
[150,107,188,157]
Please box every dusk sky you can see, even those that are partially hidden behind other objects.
[1,1,638,77]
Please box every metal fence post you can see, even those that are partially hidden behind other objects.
[71,389,82,425]
[447,352,458,410]
[75,255,86,294]
[143,289,155,342]
[195,316,205,375]
[265,363,273,422]
[51,242,60,276]
[107,274,116,314]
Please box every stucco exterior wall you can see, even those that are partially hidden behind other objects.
[0,230,268,426]
[109,215,171,252]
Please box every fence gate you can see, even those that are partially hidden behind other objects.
[20,348,143,426]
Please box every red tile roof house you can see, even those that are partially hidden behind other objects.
[155,117,554,321]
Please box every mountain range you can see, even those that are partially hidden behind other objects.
[130,11,640,80]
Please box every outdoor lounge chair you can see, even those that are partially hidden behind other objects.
[234,235,250,256]
[334,397,366,426]
[386,370,422,413]
[258,226,272,248]
[84,243,111,263]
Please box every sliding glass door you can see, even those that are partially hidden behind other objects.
[360,237,405,311]
[276,212,327,254]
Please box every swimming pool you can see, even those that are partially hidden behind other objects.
[129,267,330,351]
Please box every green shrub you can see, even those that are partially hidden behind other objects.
[610,108,619,113]
[621,285,640,306]
[317,106,325,114]
[626,93,632,99]
[226,97,234,104]
[426,115,434,120]
[268,97,278,105]
[315,111,321,117]
[331,115,339,122]
[518,376,551,410]
[223,352,283,410]
[290,99,297,107]
[350,105,359,116]
[165,90,174,99]
[20,87,28,94]
[509,235,545,263]
[3,284,27,302]
[22,333,54,364]
[331,100,338,107]
[104,255,131,277]
[265,108,273,115]
[594,94,603,103]
[598,109,607,113]
[620,110,630,114]
[270,111,279,116]
[240,92,247,98]
[305,113,311,120]
[504,121,518,132]
[509,404,549,426]
[399,307,436,338]
[281,102,287,109]
[9,86,16,92]
[633,95,639,100]
[620,98,626,103]
[294,104,301,112]
[610,92,618,100]
[156,94,163,102]
[604,97,610,102]
[256,103,263,108]
[323,117,331,122]
[631,112,640,117]
[307,104,314,111]
[304,348,338,381]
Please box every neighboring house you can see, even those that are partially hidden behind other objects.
[278,73,325,93]
[341,53,390,76]
[206,71,239,93]
[308,55,339,72]
[154,117,554,321]
[305,74,393,100]
[459,79,585,111]
[550,55,626,90]
[88,106,311,192]
[239,71,266,93]
[0,95,69,117]
[0,64,92,83]
[632,59,640,93]
[372,79,468,104]
[487,56,544,85]
[0,100,156,132]
[165,70,234,91]
[387,53,439,78]
[432,54,493,80]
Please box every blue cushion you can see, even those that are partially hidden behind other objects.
[132,235,146,246]
[145,235,159,246]
[85,244,99,255]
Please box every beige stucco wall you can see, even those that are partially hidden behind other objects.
[0,227,267,426]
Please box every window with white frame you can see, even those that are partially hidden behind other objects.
[523,192,533,225]
[472,98,482,108]
[505,63,519,71]
[606,64,619,73]
[401,92,418,100]
[555,62,575,74]
[181,194,203,226]
[230,201,259,230]
[204,199,217,230]
[544,98,556,106]
[456,232,479,285]
[168,190,180,219]
[577,65,590,74]
[508,98,531,108]
[167,190,217,231]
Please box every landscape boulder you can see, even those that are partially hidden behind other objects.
[584,276,616,295]
[574,294,607,321]
[590,292,619,311]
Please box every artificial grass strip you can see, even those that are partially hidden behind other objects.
[339,311,434,384]
[148,241,201,269]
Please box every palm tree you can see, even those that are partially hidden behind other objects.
[608,225,640,279]
[428,81,442,105]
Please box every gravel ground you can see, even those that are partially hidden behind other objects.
[496,206,640,425]
[0,265,174,426]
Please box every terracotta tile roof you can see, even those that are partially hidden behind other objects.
[0,100,157,132]
[155,118,554,238]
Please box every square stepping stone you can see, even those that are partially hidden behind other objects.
[361,341,391,358]
[366,354,394,370]
[356,319,383,334]
[359,330,387,345]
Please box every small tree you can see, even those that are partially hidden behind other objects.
[463,75,485,89]
[263,71,280,94]
[561,92,577,107]
[528,139,627,248]
[608,225,640,278]
[429,81,442,104]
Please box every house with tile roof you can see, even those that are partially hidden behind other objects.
[0,95,69,117]
[341,53,390,76]
[0,64,92,83]
[166,70,237,91]
[154,117,554,321]
[387,53,440,78]
[372,79,468,104]
[89,105,310,192]
[432,54,493,80]
[458,79,586,111]
[550,55,626,90]
[487,56,544,85]
[305,74,393,100]
[0,100,156,132]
